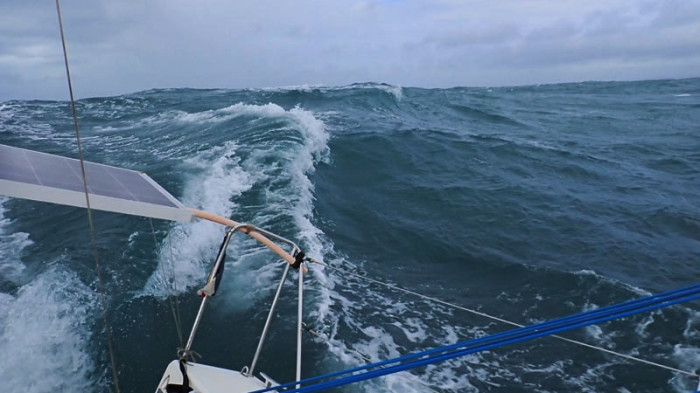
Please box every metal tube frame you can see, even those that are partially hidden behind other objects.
[247,262,291,377]
[245,224,308,381]
[182,224,246,357]
[180,222,308,383]
[296,260,304,388]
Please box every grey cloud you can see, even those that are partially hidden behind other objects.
[425,24,521,48]
[0,0,698,101]
[409,0,700,85]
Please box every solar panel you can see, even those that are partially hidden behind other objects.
[0,144,193,222]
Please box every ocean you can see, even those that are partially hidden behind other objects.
[0,79,698,393]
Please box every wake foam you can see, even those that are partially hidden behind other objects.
[142,103,330,301]
[0,198,30,282]
[0,199,98,392]
[0,267,98,393]
[0,199,99,392]
[142,141,253,296]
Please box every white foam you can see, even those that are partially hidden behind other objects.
[254,84,324,93]
[493,133,561,152]
[315,281,490,392]
[91,108,221,134]
[584,325,606,342]
[671,343,700,392]
[253,83,404,101]
[672,344,700,373]
[142,141,253,296]
[422,363,478,392]
[0,198,31,282]
[162,102,297,125]
[573,269,650,296]
[143,103,331,300]
[0,108,57,142]
[633,313,656,338]
[0,197,98,392]
[0,266,98,392]
[340,83,403,101]
[375,84,404,101]
[393,317,429,343]
[683,309,700,340]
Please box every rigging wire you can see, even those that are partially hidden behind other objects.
[307,257,699,379]
[55,0,120,392]
[149,219,184,346]
[167,223,184,343]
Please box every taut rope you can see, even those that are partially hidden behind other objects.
[55,1,120,391]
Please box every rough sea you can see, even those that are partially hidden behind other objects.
[0,78,699,393]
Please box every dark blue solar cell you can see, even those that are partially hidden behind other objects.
[29,149,85,192]
[0,145,42,184]
[109,169,177,207]
[84,163,137,200]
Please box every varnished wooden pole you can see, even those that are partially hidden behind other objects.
[189,208,307,272]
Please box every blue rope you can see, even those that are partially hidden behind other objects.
[250,282,700,393]
[285,291,700,393]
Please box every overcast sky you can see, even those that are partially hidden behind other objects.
[1,0,699,101]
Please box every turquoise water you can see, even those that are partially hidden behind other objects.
[0,79,699,392]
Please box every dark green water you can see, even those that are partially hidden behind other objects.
[1,79,699,392]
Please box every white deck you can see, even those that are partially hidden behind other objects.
[156,360,277,393]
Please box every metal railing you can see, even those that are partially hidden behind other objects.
[181,223,307,385]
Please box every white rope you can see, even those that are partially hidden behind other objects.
[307,258,699,379]
[55,1,120,391]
